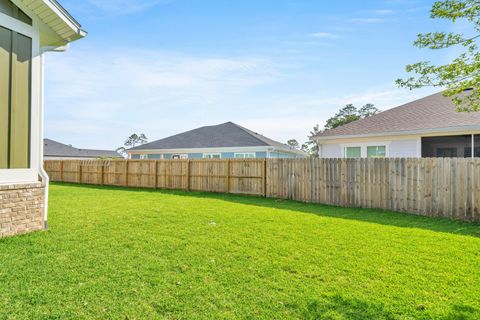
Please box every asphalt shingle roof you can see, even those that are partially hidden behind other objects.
[129,122,302,154]
[44,139,121,158]
[316,91,480,139]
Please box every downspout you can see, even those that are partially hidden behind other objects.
[38,52,49,229]
[37,46,68,229]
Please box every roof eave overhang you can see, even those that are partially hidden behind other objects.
[314,125,480,142]
[20,0,87,47]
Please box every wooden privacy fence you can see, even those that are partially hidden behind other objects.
[45,159,267,196]
[44,158,480,221]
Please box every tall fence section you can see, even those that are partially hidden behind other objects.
[44,158,480,221]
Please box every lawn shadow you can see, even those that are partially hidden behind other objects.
[301,294,397,320]
[299,294,478,320]
[51,183,480,238]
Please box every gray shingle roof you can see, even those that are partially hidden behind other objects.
[129,122,303,154]
[44,139,121,158]
[316,91,480,139]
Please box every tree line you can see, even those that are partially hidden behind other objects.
[287,104,381,157]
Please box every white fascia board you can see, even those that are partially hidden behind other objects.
[315,125,480,142]
[41,0,86,37]
[128,146,273,154]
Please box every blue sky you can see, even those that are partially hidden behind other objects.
[45,0,449,149]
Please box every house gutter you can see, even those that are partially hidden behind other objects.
[315,125,480,142]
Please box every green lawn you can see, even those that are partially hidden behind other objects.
[0,184,479,319]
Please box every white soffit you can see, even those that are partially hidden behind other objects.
[18,0,86,46]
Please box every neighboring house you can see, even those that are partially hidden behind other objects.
[0,0,85,237]
[128,122,307,159]
[315,91,480,159]
[44,139,121,160]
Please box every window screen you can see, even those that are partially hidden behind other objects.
[422,135,471,158]
[436,148,458,158]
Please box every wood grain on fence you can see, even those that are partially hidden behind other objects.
[44,158,480,221]
[45,159,266,197]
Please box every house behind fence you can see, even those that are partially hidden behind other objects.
[45,158,480,222]
[127,122,307,160]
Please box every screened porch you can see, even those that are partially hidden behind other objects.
[422,134,480,158]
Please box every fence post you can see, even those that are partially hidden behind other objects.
[100,161,104,186]
[125,160,129,187]
[263,159,267,197]
[154,160,158,189]
[78,161,83,184]
[186,160,191,191]
[226,159,231,193]
[60,160,64,182]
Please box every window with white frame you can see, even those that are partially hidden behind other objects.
[344,144,388,158]
[172,154,188,159]
[367,146,386,158]
[139,154,148,160]
[234,153,256,159]
[345,147,361,159]
[203,153,221,159]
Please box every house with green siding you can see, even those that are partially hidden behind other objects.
[128,122,307,159]
[0,0,85,237]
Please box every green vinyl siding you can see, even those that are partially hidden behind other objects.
[0,26,11,168]
[345,147,361,159]
[367,146,386,158]
[9,32,31,168]
[0,26,31,169]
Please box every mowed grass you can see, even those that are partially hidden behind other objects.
[0,184,479,319]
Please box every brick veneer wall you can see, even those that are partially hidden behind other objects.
[0,182,45,237]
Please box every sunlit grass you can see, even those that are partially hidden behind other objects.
[0,183,479,319]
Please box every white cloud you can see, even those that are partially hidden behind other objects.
[86,0,174,15]
[43,49,438,149]
[44,48,282,148]
[309,32,340,39]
